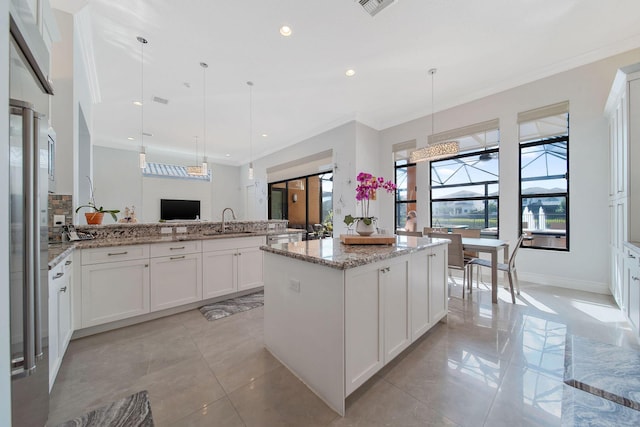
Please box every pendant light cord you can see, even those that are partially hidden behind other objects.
[248,81,254,166]
[429,68,436,144]
[201,62,208,162]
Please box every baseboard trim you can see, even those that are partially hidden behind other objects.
[517,272,610,295]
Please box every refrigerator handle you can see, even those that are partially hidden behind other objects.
[21,105,37,376]
[33,113,43,361]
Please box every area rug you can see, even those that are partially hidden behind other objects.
[200,291,264,321]
[55,390,154,427]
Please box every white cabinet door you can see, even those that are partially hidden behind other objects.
[237,246,263,291]
[150,253,202,312]
[429,245,448,323]
[202,249,236,298]
[81,259,150,328]
[345,263,383,396]
[48,267,60,390]
[410,250,431,340]
[382,257,410,363]
[626,250,640,334]
[49,254,73,390]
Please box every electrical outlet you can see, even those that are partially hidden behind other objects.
[289,279,300,293]
[160,227,173,234]
[54,215,65,225]
[176,227,187,233]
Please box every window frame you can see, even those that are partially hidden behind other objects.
[518,133,570,251]
[394,159,417,231]
[429,147,500,236]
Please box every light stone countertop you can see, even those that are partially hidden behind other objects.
[47,228,305,269]
[260,236,450,270]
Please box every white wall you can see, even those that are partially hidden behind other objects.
[0,0,12,424]
[379,48,640,293]
[50,8,94,212]
[93,146,243,223]
[241,121,358,235]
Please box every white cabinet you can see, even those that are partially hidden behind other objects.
[345,263,383,395]
[382,257,410,362]
[202,236,264,299]
[48,253,73,390]
[410,244,448,340]
[428,245,448,323]
[80,246,150,328]
[149,242,202,312]
[624,246,640,334]
[606,63,640,312]
[345,255,411,395]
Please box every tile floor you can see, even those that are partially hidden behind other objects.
[48,281,640,427]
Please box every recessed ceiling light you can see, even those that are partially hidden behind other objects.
[262,133,268,138]
[133,101,142,106]
[279,25,292,36]
[127,137,135,140]
[345,69,356,77]
[225,154,231,157]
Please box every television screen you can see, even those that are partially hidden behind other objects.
[160,199,201,221]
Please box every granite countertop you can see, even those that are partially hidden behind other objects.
[260,236,450,270]
[47,228,304,269]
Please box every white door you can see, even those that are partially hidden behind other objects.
[382,257,410,363]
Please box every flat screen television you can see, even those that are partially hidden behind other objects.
[160,199,201,221]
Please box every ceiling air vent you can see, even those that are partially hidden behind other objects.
[357,0,397,17]
[152,96,169,105]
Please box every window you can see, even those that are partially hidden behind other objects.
[430,121,500,237]
[395,159,417,230]
[143,162,211,182]
[268,172,333,239]
[393,141,417,231]
[518,102,569,251]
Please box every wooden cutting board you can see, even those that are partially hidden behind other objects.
[340,234,396,245]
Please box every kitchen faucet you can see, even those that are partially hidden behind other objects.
[221,208,236,232]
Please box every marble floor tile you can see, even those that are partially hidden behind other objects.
[49,281,640,426]
[228,366,339,426]
[332,378,458,426]
[485,361,565,427]
[561,384,640,427]
[167,397,245,427]
[564,335,640,410]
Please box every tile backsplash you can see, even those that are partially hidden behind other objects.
[48,194,72,242]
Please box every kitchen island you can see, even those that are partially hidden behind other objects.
[261,236,449,415]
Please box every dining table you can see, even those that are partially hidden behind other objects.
[461,237,509,303]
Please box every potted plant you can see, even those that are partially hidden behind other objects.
[75,177,120,225]
[344,172,396,236]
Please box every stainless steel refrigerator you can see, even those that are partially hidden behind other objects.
[9,8,54,427]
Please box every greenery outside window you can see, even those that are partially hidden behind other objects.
[518,102,569,251]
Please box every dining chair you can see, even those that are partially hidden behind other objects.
[429,232,476,299]
[467,233,526,304]
[396,230,423,237]
[452,228,482,291]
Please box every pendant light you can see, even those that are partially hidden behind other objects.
[137,36,148,169]
[410,68,459,163]
[187,136,207,176]
[200,61,208,176]
[247,81,254,180]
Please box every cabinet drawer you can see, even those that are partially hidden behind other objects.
[62,253,74,274]
[202,236,264,252]
[81,244,150,265]
[150,240,201,258]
